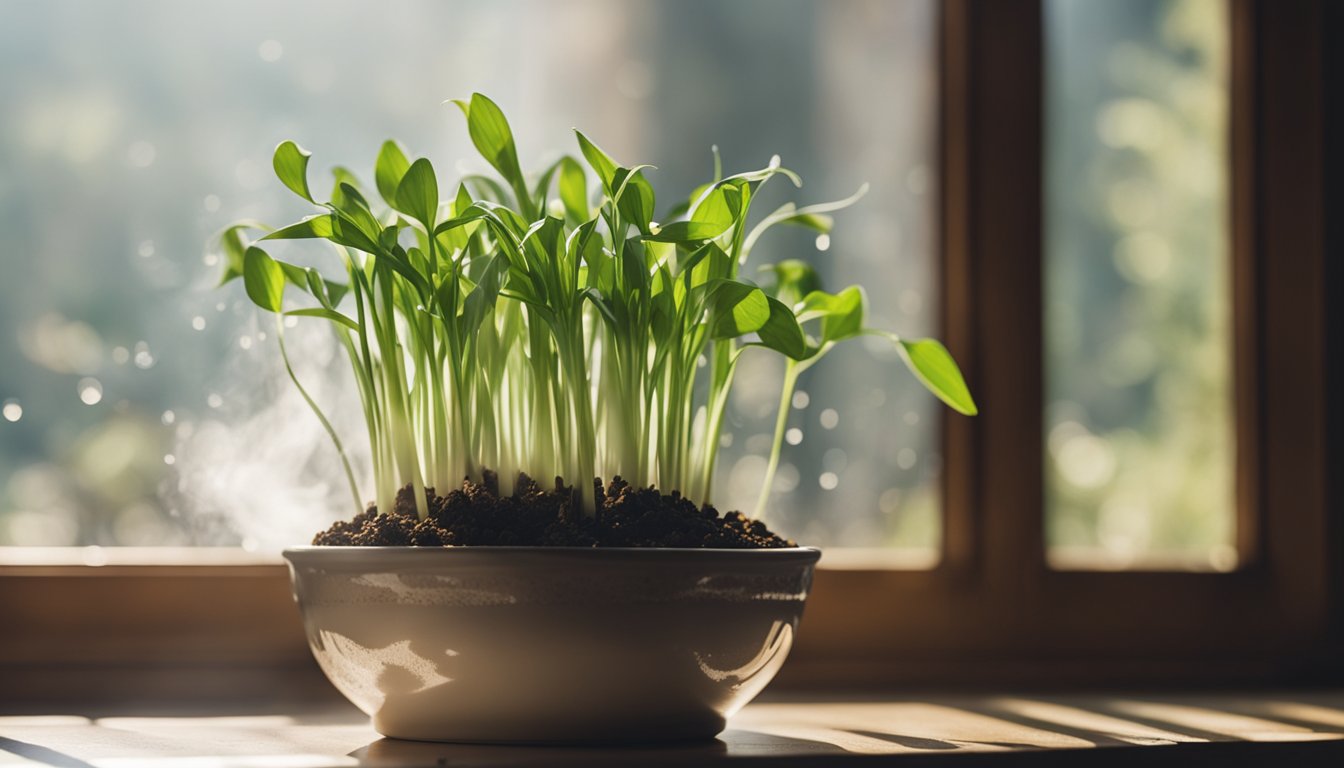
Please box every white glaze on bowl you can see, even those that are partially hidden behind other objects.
[283,546,820,743]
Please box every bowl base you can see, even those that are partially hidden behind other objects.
[373,712,726,744]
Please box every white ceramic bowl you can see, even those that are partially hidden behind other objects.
[284,546,821,743]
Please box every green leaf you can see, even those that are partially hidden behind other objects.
[895,337,978,416]
[453,183,475,217]
[374,140,411,207]
[614,166,656,234]
[380,244,432,298]
[272,141,314,203]
[331,183,381,239]
[798,286,865,344]
[276,260,310,288]
[286,307,359,332]
[216,221,270,286]
[581,287,618,327]
[558,156,588,221]
[328,213,383,255]
[305,268,348,309]
[461,255,507,333]
[574,130,619,191]
[461,174,512,206]
[395,158,439,228]
[643,220,732,244]
[691,184,737,230]
[243,247,284,313]
[645,182,739,243]
[707,280,769,339]
[328,167,365,209]
[457,93,524,190]
[530,156,565,215]
[762,259,823,304]
[262,215,333,241]
[755,296,808,360]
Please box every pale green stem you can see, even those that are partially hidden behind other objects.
[276,317,362,518]
[754,360,800,521]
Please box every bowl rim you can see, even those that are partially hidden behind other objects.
[283,545,821,564]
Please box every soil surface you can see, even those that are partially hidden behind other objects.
[312,472,795,549]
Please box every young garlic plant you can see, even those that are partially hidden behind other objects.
[218,94,977,522]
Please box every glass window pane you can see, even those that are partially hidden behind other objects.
[1044,0,1236,569]
[0,0,938,553]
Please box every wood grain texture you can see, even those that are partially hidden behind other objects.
[2,692,1344,767]
[1,0,1340,705]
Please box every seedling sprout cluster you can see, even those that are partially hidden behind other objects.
[219,94,976,523]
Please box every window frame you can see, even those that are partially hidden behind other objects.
[1,0,1340,705]
[783,0,1340,688]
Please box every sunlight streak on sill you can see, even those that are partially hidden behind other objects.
[0,546,280,567]
[1048,546,1240,573]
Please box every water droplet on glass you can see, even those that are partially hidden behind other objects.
[203,252,219,267]
[897,448,917,470]
[216,302,227,312]
[867,388,887,408]
[207,393,223,409]
[815,234,831,252]
[823,448,848,473]
[2,399,22,422]
[903,411,920,426]
[132,341,154,371]
[203,194,222,213]
[820,408,839,429]
[78,378,103,405]
[111,346,130,365]
[792,390,810,409]
[126,141,156,168]
[819,471,839,490]
[785,428,803,446]
[138,240,155,258]
[239,336,253,350]
[161,410,176,425]
[696,355,707,368]
[719,432,733,448]
[879,488,902,515]
[258,39,283,62]
[256,332,266,341]
[284,316,298,328]
[191,316,206,331]
[163,454,176,466]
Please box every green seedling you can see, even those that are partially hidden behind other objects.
[218,94,977,522]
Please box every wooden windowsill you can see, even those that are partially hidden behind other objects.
[3,691,1343,767]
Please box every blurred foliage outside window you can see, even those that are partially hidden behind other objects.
[1045,0,1235,569]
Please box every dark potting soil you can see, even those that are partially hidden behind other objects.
[312,472,796,549]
